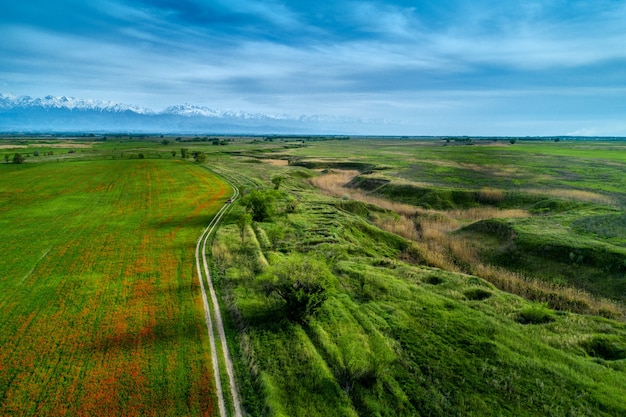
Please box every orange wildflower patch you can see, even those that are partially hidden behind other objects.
[0,160,226,416]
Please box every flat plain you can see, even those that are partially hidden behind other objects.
[0,158,228,416]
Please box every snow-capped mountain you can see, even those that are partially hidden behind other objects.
[0,93,360,134]
[162,103,290,120]
[0,94,152,114]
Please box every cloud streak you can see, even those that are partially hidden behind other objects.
[2,0,626,135]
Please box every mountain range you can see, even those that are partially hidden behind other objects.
[0,94,362,134]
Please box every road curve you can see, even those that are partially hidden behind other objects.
[195,179,242,417]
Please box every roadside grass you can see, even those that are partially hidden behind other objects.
[0,159,228,416]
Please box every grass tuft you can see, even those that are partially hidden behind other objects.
[516,306,556,324]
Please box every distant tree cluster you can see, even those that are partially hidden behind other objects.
[193,152,207,163]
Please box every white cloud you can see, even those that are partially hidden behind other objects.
[350,2,420,38]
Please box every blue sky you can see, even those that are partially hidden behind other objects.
[2,0,626,135]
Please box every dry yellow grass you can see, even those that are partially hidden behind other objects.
[30,142,94,148]
[0,145,28,149]
[310,170,624,320]
[374,216,420,241]
[524,188,615,205]
[263,159,289,166]
[309,171,422,217]
[477,187,505,203]
[447,207,529,221]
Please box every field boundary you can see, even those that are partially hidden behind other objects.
[195,172,242,417]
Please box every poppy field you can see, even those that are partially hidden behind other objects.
[0,159,229,416]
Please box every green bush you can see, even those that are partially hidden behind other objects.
[258,254,334,322]
[516,307,556,325]
[582,335,626,361]
[425,275,444,285]
[239,189,276,221]
[464,288,492,301]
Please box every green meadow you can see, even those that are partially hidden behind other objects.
[2,136,626,416]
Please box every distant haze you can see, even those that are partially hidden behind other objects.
[0,93,366,134]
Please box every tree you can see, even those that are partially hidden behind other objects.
[4,154,8,164]
[239,190,275,222]
[236,212,252,242]
[194,152,207,163]
[259,254,333,322]
[33,150,39,157]
[12,153,25,164]
[161,139,170,145]
[180,148,189,158]
[509,138,517,145]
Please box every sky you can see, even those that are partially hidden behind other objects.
[1,0,626,135]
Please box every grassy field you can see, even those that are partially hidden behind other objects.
[2,136,626,416]
[0,158,229,416]
[201,138,626,416]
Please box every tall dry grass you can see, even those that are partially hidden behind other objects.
[311,170,624,320]
[447,207,529,222]
[375,216,421,241]
[524,188,615,206]
[477,187,506,204]
[309,172,422,217]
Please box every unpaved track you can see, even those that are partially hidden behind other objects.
[195,180,242,417]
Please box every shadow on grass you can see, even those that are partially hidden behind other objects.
[150,214,216,230]
[88,317,207,354]
[240,302,291,333]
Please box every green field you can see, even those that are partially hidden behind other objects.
[0,158,229,416]
[2,137,626,416]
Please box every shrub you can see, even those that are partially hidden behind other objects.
[582,335,626,361]
[12,153,25,164]
[258,254,334,322]
[271,175,284,190]
[194,152,207,163]
[516,307,556,325]
[464,288,492,301]
[425,275,444,285]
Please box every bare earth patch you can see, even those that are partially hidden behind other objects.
[30,143,93,149]
[0,145,27,149]
[263,159,289,166]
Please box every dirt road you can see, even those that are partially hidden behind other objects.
[195,182,242,417]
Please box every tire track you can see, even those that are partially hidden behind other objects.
[195,178,242,417]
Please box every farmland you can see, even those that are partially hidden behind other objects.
[0,158,229,416]
[2,136,626,416]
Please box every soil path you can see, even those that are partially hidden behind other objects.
[195,178,242,417]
